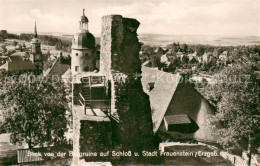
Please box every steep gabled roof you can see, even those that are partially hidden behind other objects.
[47,57,70,77]
[0,61,36,71]
[141,66,181,132]
[61,68,72,83]
[9,52,26,61]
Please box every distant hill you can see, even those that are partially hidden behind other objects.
[26,32,260,47]
[56,35,101,46]
[138,34,260,47]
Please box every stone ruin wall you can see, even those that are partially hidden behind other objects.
[100,15,142,115]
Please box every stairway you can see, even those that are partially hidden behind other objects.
[81,77,91,108]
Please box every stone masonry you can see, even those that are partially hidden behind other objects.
[100,15,141,115]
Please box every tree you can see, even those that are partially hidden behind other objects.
[203,62,260,166]
[182,55,189,64]
[0,74,70,148]
[168,63,176,73]
[182,43,188,54]
[189,57,198,64]
[1,45,7,54]
[171,57,181,68]
[153,56,167,70]
[197,46,205,56]
[13,40,18,46]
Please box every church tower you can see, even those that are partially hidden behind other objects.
[30,22,43,74]
[71,9,96,75]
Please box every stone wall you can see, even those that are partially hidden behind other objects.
[73,83,81,105]
[100,15,142,115]
[100,15,155,150]
[100,15,141,76]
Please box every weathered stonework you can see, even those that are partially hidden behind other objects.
[100,15,155,150]
[73,14,154,164]
[73,84,81,105]
[100,15,141,75]
[100,15,142,115]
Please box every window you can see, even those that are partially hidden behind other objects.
[75,66,79,72]
[85,53,88,57]
[84,66,89,71]
[76,53,78,56]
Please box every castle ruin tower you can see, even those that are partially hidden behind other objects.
[99,15,154,149]
[30,22,43,74]
[71,9,96,75]
[100,15,142,114]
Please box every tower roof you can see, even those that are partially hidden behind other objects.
[72,31,95,49]
[81,9,89,23]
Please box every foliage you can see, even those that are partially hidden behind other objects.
[1,45,7,53]
[167,63,176,73]
[0,74,70,148]
[201,61,260,164]
[153,56,167,71]
[12,41,18,47]
[0,31,19,40]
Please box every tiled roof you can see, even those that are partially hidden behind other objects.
[141,66,181,133]
[47,58,70,77]
[10,52,26,57]
[61,68,72,83]
[9,55,24,61]
[0,61,36,71]
[9,52,27,61]
[42,53,49,62]
[164,114,191,124]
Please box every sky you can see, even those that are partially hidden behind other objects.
[0,0,259,36]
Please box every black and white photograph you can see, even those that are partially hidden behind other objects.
[0,0,259,165]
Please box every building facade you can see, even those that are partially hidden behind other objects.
[71,9,97,75]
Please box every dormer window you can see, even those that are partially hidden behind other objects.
[147,82,155,92]
[164,114,199,133]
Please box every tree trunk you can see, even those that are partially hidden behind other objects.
[28,139,32,149]
[28,126,33,149]
[247,136,252,166]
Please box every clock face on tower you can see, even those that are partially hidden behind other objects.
[35,54,41,61]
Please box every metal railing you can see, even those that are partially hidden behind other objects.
[79,92,110,111]
[78,93,122,123]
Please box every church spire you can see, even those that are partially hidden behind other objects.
[34,21,38,38]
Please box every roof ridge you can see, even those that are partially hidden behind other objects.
[141,66,181,133]
[45,57,59,76]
